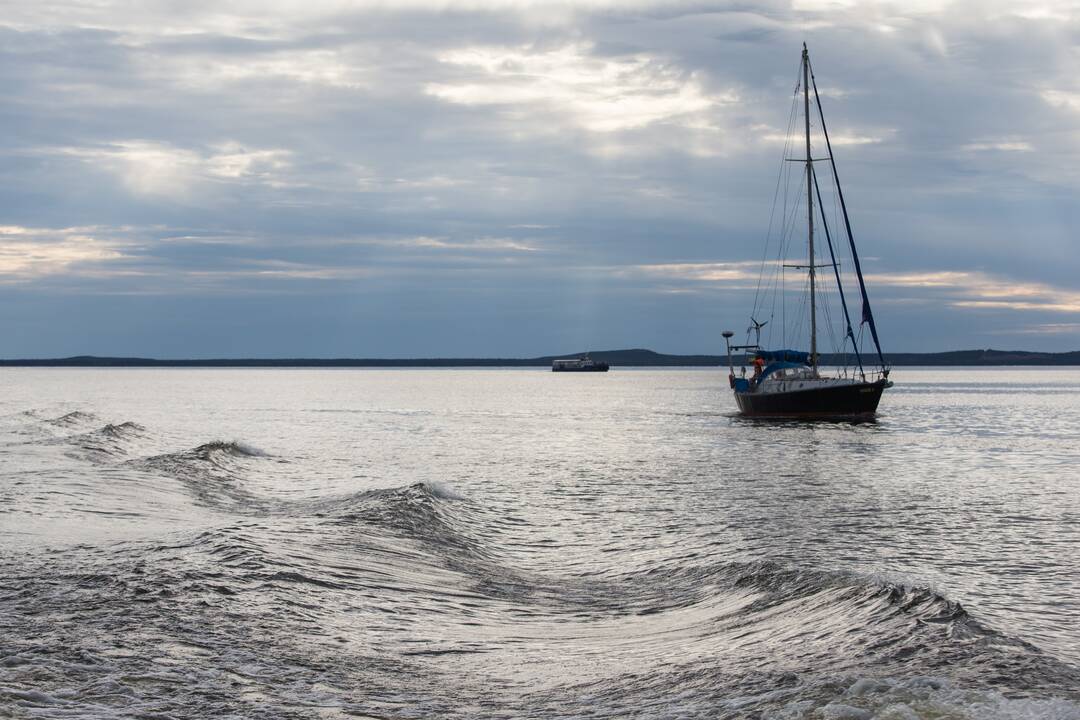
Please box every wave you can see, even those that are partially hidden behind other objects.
[38,429,1078,705]
[101,421,146,438]
[140,439,267,472]
[496,559,1080,717]
[210,479,1072,695]
[128,439,275,512]
[80,421,146,448]
[17,414,1074,711]
[298,486,1071,697]
[522,669,1080,720]
[26,420,150,463]
[191,440,267,458]
[4,476,1078,719]
[45,410,98,427]
[424,481,466,501]
[319,481,485,560]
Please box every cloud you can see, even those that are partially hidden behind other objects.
[426,43,730,134]
[402,236,540,252]
[612,263,1080,316]
[159,49,371,91]
[1,0,1080,354]
[757,127,892,146]
[617,261,762,284]
[866,271,1080,314]
[960,140,1034,152]
[0,226,133,280]
[792,0,952,10]
[1040,89,1080,113]
[42,141,294,199]
[0,220,556,297]
[191,259,382,281]
[996,322,1080,335]
[205,142,293,181]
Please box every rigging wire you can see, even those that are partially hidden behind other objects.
[751,69,802,349]
[807,53,888,372]
[753,53,870,372]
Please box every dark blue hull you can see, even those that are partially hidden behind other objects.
[734,378,890,417]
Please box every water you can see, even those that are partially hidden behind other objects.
[2,367,1079,719]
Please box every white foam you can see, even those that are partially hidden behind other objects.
[772,677,1080,720]
[821,703,872,720]
[230,440,268,457]
[424,481,466,500]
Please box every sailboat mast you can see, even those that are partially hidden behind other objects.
[803,44,817,372]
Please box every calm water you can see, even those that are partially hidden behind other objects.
[1,367,1079,719]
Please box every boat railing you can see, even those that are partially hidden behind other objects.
[852,368,891,382]
[815,366,890,382]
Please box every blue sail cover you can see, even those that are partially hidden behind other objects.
[756,349,810,364]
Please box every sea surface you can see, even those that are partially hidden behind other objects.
[1,367,1079,719]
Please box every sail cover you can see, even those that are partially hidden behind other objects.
[756,350,810,364]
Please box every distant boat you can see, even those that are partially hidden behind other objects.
[552,354,610,372]
[722,44,892,417]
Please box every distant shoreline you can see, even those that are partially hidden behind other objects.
[2,348,1079,367]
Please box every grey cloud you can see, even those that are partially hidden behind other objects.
[0,1,1078,355]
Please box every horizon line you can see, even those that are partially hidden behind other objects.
[1,347,1078,367]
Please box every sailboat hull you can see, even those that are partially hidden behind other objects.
[734,378,891,418]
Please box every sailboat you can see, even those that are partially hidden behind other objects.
[723,44,892,417]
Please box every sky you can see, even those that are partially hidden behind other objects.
[2,0,1079,357]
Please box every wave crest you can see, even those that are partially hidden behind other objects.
[193,440,267,458]
[46,410,97,426]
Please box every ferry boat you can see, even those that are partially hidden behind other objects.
[722,44,892,417]
[552,355,610,372]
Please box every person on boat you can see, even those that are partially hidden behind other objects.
[752,357,765,384]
